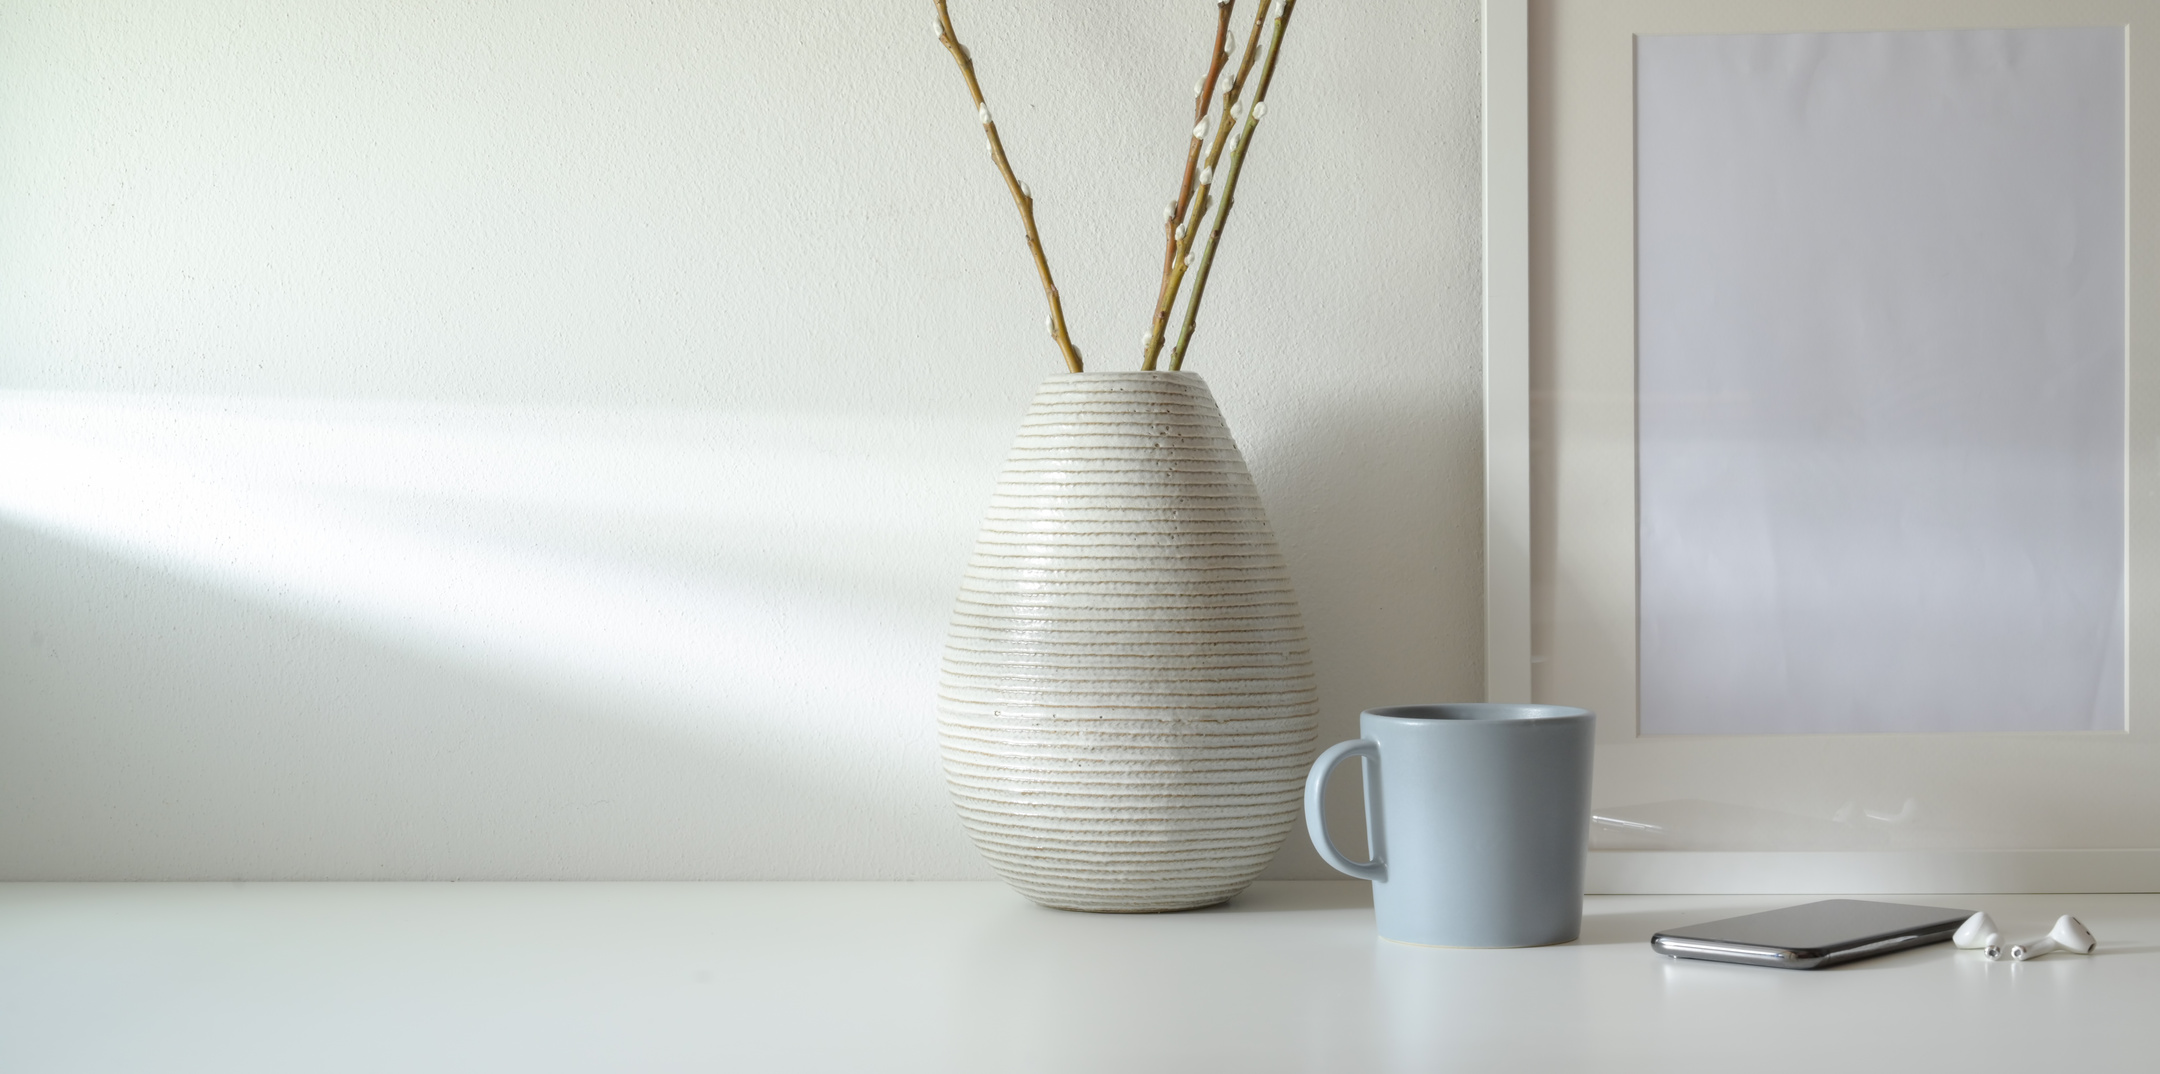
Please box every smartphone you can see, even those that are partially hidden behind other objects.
[1650,899,1974,969]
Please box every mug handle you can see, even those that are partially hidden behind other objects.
[1305,739,1386,882]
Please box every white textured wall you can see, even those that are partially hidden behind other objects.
[0,0,1484,879]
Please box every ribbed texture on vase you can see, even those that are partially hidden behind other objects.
[938,371,1319,912]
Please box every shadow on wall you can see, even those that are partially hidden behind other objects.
[0,382,1482,881]
[0,391,1006,880]
[1245,384,1486,879]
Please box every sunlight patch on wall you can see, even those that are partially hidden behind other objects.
[0,391,1004,735]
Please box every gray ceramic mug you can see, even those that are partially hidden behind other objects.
[1305,704,1596,947]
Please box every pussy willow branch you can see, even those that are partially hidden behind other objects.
[1141,0,1269,371]
[1169,0,1295,371]
[935,0,1083,373]
[1155,3,1234,297]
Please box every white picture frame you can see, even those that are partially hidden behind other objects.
[1484,0,2160,893]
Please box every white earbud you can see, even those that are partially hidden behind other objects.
[1983,936,2011,961]
[2010,915,2097,960]
[1952,912,1999,949]
[2051,915,2098,954]
[2008,916,2098,960]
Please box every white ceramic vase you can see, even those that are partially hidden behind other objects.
[938,371,1319,912]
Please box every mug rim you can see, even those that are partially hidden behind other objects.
[1363,703,1593,723]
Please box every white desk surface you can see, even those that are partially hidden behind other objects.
[2,881,2154,1073]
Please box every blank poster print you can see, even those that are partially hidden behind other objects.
[1635,27,2125,734]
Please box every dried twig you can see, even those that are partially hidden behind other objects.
[1141,0,1270,371]
[1155,4,1235,294]
[1169,0,1295,371]
[935,0,1084,373]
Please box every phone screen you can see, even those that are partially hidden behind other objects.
[1664,899,1970,949]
